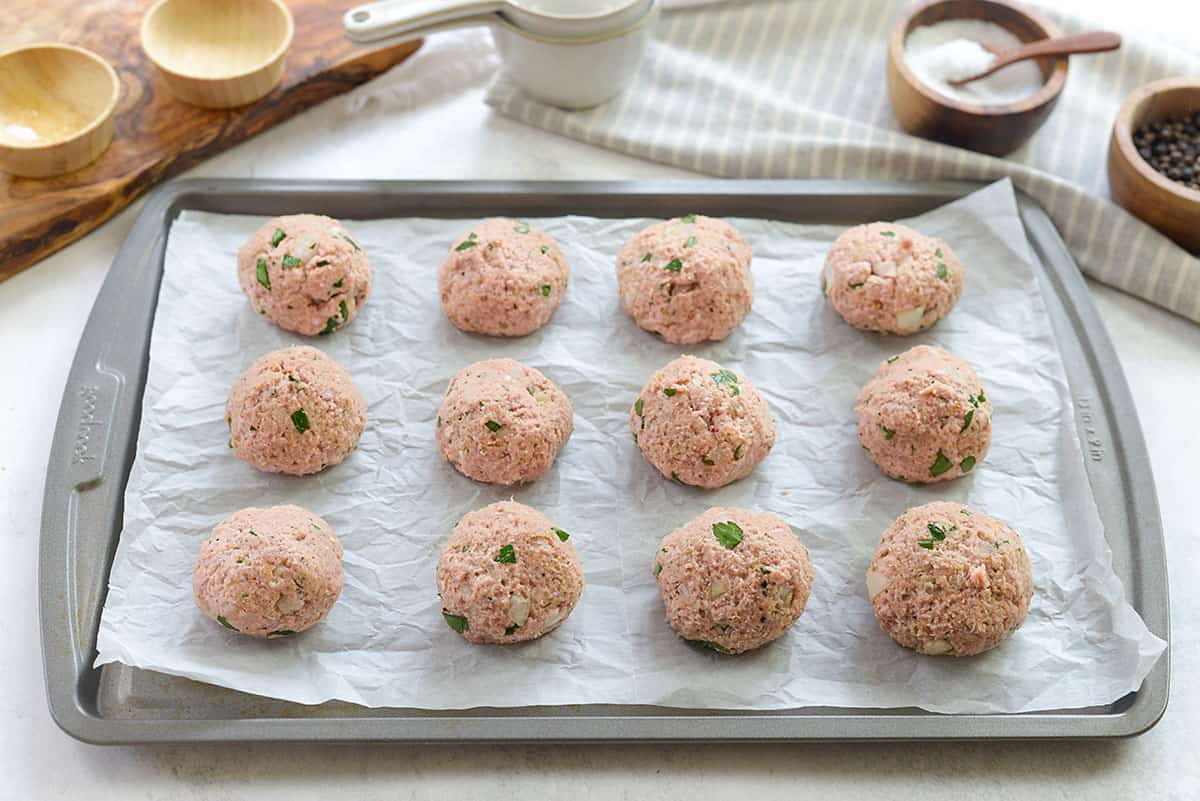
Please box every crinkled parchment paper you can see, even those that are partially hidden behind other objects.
[96,180,1166,713]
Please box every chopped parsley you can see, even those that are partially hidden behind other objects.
[684,236,697,248]
[641,253,653,263]
[733,443,743,461]
[485,420,502,432]
[316,260,330,267]
[664,258,684,272]
[339,300,349,322]
[332,277,343,288]
[886,355,899,364]
[340,234,361,252]
[961,409,975,432]
[217,615,238,631]
[553,528,570,542]
[256,258,270,290]
[713,369,740,396]
[268,629,295,637]
[281,254,301,268]
[702,457,715,466]
[288,374,300,383]
[442,612,468,633]
[455,232,478,252]
[495,544,517,563]
[937,263,949,280]
[270,228,286,247]
[680,213,698,223]
[881,230,896,238]
[670,471,682,483]
[927,522,951,541]
[634,398,644,417]
[319,315,340,335]
[290,409,310,433]
[653,562,663,576]
[759,566,771,574]
[929,449,953,476]
[540,284,552,297]
[663,388,677,397]
[712,521,744,549]
[540,245,550,255]
[849,282,864,289]
[514,223,530,234]
[916,539,935,549]
[977,389,986,404]
[436,415,442,428]
[505,625,519,636]
[935,248,943,258]
[694,639,731,653]
[961,509,972,516]
[960,455,977,472]
[882,425,895,439]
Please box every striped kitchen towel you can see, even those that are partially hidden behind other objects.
[484,0,1200,323]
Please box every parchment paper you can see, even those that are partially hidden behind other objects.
[96,180,1166,713]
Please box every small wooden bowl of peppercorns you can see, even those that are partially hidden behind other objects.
[1108,78,1200,253]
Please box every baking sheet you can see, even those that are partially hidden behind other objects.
[94,179,1166,713]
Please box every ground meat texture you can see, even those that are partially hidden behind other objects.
[631,355,775,489]
[855,345,991,483]
[439,218,569,337]
[616,214,753,344]
[867,501,1033,657]
[436,501,584,644]
[194,505,344,638]
[822,222,963,334]
[237,214,371,336]
[437,358,573,485]
[226,346,366,476]
[653,507,813,654]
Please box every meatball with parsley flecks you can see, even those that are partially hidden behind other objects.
[238,214,371,336]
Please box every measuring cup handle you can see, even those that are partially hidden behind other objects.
[343,0,503,43]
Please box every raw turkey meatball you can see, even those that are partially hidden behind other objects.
[822,222,963,334]
[226,346,366,476]
[653,507,813,654]
[237,214,371,336]
[631,355,774,488]
[194,504,344,638]
[440,218,569,336]
[436,501,584,644]
[436,358,573,485]
[855,344,991,483]
[616,214,753,344]
[867,501,1033,657]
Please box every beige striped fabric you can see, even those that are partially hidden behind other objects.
[485,0,1200,323]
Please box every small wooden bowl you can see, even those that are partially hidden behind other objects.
[887,0,1068,156]
[141,0,294,109]
[1108,78,1200,253]
[0,44,121,178]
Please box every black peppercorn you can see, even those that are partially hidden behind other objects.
[1134,111,1200,191]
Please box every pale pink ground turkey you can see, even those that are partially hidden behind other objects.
[616,215,753,344]
[194,504,344,638]
[439,218,569,337]
[855,345,991,483]
[436,501,584,644]
[237,214,371,336]
[226,346,367,476]
[653,507,813,654]
[631,355,774,488]
[436,359,573,485]
[822,222,963,334]
[867,501,1033,657]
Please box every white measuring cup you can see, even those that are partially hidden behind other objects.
[343,0,658,109]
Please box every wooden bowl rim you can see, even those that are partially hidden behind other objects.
[140,0,295,82]
[0,43,121,151]
[1111,77,1200,204]
[889,0,1068,117]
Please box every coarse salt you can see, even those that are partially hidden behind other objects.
[904,19,1045,106]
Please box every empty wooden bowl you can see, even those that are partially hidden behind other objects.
[1108,78,1200,253]
[141,0,294,109]
[0,44,121,178]
[887,0,1068,156]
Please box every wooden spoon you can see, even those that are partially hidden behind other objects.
[949,31,1121,87]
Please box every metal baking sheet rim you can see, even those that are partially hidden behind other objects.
[39,179,1171,743]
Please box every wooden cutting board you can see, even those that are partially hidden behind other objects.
[0,0,422,282]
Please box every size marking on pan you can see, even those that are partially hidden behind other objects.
[1076,396,1105,463]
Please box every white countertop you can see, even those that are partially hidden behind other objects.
[2,11,1199,798]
